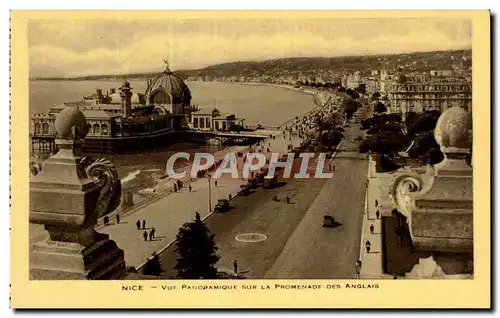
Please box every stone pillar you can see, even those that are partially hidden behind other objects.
[29,106,126,280]
[391,106,473,254]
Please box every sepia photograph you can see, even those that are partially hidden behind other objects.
[10,10,490,308]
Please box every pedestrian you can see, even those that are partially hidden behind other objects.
[151,227,156,239]
[189,184,192,192]
[370,224,374,234]
[286,196,290,204]
[136,220,141,230]
[142,219,146,230]
[116,214,120,224]
[376,210,380,219]
[143,231,148,241]
[233,260,238,274]
[375,199,378,207]
[103,216,109,226]
[149,230,154,241]
[365,240,371,253]
[228,194,232,200]
[214,180,218,187]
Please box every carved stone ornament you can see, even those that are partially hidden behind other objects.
[390,107,473,253]
[30,106,126,280]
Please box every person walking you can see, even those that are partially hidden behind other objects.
[376,210,380,219]
[149,230,154,241]
[286,196,291,204]
[233,260,238,274]
[143,231,148,241]
[369,224,375,235]
[116,214,120,224]
[142,219,146,230]
[136,220,141,230]
[151,227,156,239]
[189,184,192,192]
[103,216,109,226]
[365,240,371,253]
[214,180,218,187]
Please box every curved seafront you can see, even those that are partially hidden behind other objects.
[29,80,322,192]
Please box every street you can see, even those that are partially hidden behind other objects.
[154,105,370,279]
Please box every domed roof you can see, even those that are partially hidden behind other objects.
[108,92,143,104]
[145,63,191,105]
[109,93,122,104]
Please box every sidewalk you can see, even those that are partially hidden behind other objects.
[358,154,394,279]
[29,130,305,270]
[98,130,304,270]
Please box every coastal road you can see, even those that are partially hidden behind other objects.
[154,104,371,279]
[264,122,368,278]
[156,177,328,279]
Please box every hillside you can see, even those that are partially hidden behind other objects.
[31,49,472,81]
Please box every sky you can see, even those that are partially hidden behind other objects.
[28,17,472,78]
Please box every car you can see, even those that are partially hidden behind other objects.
[263,175,278,189]
[322,215,340,228]
[214,199,231,213]
[238,184,251,196]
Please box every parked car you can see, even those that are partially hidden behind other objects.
[263,175,278,189]
[238,184,251,196]
[214,199,230,213]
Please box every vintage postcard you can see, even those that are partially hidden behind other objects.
[10,10,490,308]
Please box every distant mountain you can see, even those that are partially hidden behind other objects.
[31,49,471,81]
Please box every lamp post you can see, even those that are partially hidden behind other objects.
[208,174,212,212]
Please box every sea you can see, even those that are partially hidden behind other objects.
[29,80,316,196]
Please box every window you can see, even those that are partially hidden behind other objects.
[42,123,49,135]
[34,122,41,135]
[93,123,100,135]
[205,117,211,128]
[200,117,205,129]
[215,121,220,130]
[193,117,199,128]
[102,124,108,135]
[222,121,227,131]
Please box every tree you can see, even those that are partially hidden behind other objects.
[407,110,440,138]
[374,102,387,113]
[408,130,444,164]
[346,89,359,100]
[371,92,381,100]
[174,212,220,279]
[355,84,366,95]
[143,252,164,277]
[359,131,406,158]
[343,98,360,121]
[404,111,419,129]
[320,129,344,151]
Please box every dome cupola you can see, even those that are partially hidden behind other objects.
[144,61,192,106]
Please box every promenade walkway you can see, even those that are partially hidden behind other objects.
[96,131,305,269]
[358,156,398,279]
[29,129,304,270]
